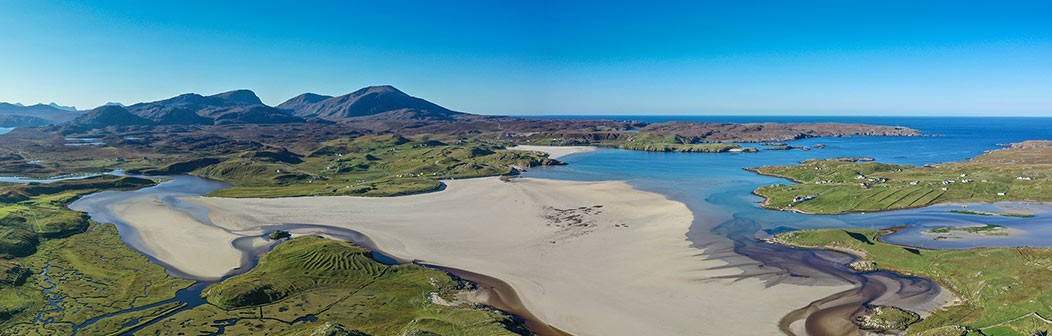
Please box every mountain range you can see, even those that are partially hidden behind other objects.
[277,85,470,121]
[56,85,474,130]
[0,103,84,123]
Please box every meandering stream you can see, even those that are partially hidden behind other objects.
[23,116,1052,335]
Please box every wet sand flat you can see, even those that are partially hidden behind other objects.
[170,176,850,336]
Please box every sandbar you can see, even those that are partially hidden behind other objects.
[509,145,596,159]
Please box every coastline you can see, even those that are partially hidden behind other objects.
[764,227,963,309]
[88,145,852,335]
[98,172,852,335]
[508,145,596,159]
[186,177,849,335]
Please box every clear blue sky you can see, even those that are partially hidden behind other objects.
[2,1,1051,116]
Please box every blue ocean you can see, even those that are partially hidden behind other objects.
[526,116,1052,250]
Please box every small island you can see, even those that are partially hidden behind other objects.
[948,210,1035,218]
[267,230,291,240]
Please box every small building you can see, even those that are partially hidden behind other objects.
[856,174,867,179]
[1017,176,1033,180]
[909,181,919,185]
[860,183,871,189]
[997,192,1006,196]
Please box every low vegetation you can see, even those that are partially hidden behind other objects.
[857,305,921,332]
[772,228,1052,335]
[518,131,758,153]
[617,133,756,152]
[749,141,1052,214]
[141,236,525,335]
[0,176,199,335]
[4,224,194,335]
[118,134,564,198]
[924,224,1009,236]
[949,210,1035,218]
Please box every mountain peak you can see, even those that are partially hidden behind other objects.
[352,85,406,96]
[210,89,263,106]
[277,85,464,121]
[47,102,78,111]
[69,105,154,129]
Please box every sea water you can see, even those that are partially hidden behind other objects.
[527,116,1052,250]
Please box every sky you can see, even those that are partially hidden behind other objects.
[1,1,1051,116]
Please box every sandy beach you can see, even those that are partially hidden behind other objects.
[99,146,852,335]
[186,177,850,335]
[509,145,596,159]
[109,195,242,280]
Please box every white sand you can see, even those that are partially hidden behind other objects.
[104,148,849,335]
[110,196,242,280]
[116,176,844,336]
[509,145,596,159]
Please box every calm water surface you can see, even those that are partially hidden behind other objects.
[529,116,1052,249]
[16,116,1052,334]
[526,116,1052,332]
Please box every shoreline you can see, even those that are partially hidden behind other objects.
[508,145,597,159]
[86,145,851,335]
[764,227,965,307]
[96,174,851,335]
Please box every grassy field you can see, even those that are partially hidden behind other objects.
[749,141,1052,214]
[857,305,921,331]
[774,228,1052,335]
[924,224,1008,236]
[949,210,1035,218]
[139,236,526,335]
[0,176,199,335]
[118,134,563,198]
[3,224,194,335]
[617,133,756,152]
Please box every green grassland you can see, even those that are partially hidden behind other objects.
[617,133,757,152]
[924,224,1008,236]
[0,176,199,335]
[773,228,1052,335]
[120,134,563,198]
[857,305,921,331]
[140,236,525,335]
[749,141,1052,214]
[520,131,758,152]
[4,224,195,335]
[949,210,1035,218]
